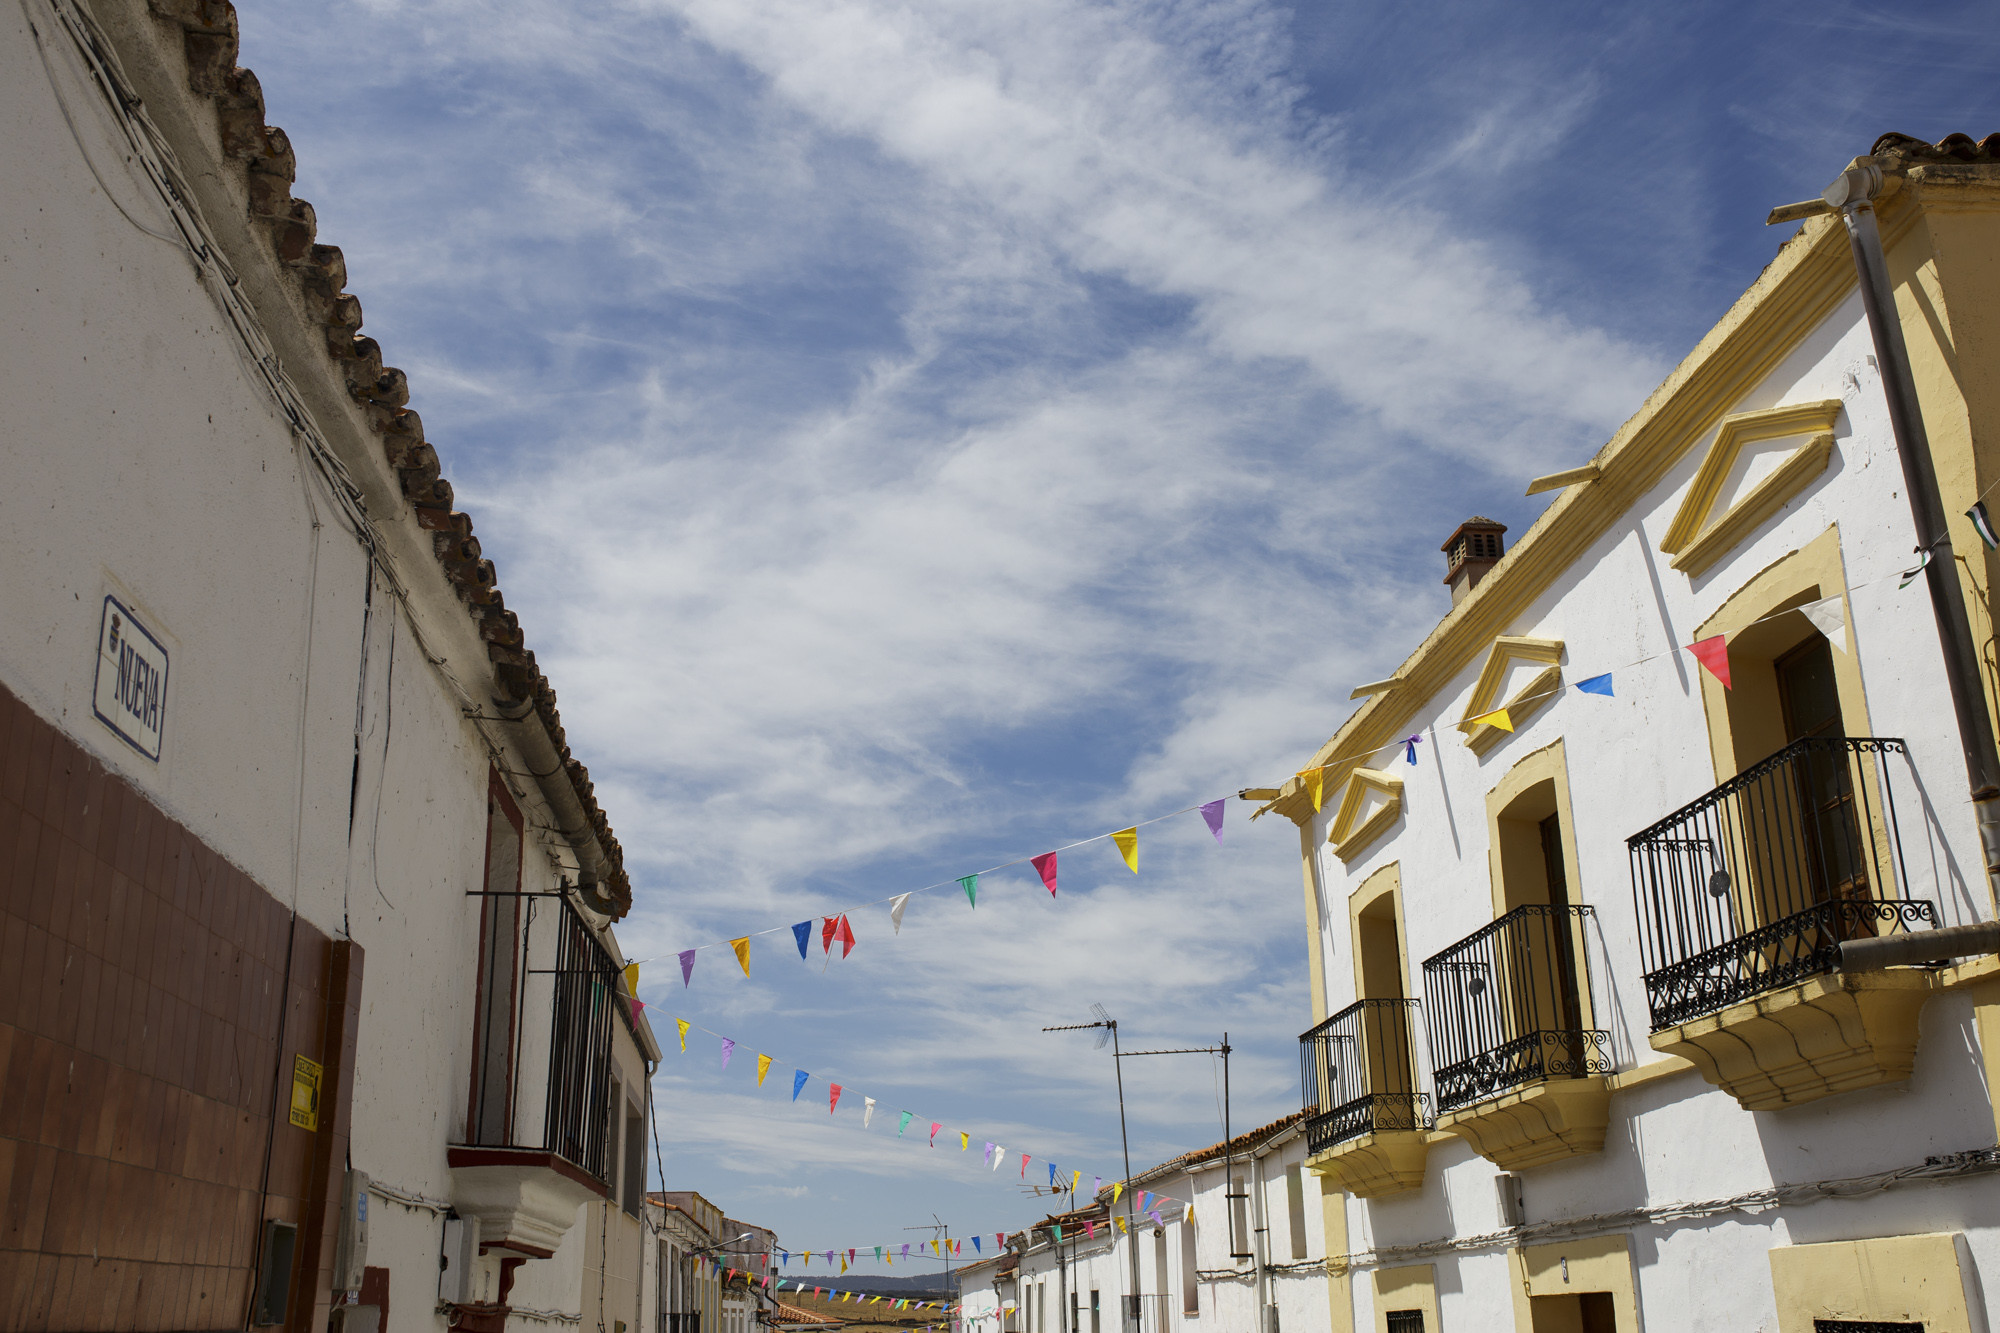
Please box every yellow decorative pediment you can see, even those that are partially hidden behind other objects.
[1328,769,1404,862]
[1660,399,1843,576]
[1457,636,1564,756]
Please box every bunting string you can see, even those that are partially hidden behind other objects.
[637,798,1232,974]
[653,1007,1199,1221]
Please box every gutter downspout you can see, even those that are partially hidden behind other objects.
[1800,162,2000,909]
[1249,1150,1269,1333]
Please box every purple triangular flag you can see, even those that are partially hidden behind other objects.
[679,949,696,987]
[1200,799,1225,841]
[720,1038,735,1071]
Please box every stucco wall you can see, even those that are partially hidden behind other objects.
[1303,217,2000,1331]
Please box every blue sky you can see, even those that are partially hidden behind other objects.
[236,0,1998,1273]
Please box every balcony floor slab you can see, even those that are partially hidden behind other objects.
[1306,1130,1430,1198]
[1435,1077,1611,1170]
[1649,967,1937,1111]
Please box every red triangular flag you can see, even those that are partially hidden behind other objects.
[836,914,856,958]
[1031,851,1058,896]
[830,1083,843,1113]
[821,916,838,954]
[1686,635,1732,689]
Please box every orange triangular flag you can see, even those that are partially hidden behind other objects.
[1686,635,1732,689]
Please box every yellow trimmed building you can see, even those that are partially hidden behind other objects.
[1270,133,2000,1332]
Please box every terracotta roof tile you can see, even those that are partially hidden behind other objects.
[141,0,632,914]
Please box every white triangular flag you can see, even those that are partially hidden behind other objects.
[864,1097,876,1129]
[1800,594,1848,654]
[992,1143,1004,1171]
[890,893,911,934]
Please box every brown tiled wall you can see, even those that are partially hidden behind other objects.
[0,681,342,1332]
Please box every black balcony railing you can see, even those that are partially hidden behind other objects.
[1300,999,1431,1154]
[466,894,621,1182]
[1627,736,1935,1032]
[1422,904,1611,1113]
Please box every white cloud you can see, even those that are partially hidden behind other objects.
[239,0,1667,1255]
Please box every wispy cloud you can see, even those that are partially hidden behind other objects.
[232,0,1998,1260]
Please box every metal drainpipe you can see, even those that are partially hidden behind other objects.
[1249,1148,1268,1331]
[1821,162,2000,908]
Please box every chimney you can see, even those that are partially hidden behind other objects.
[1442,517,1507,606]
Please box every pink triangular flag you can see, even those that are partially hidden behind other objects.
[1031,852,1058,896]
[679,949,696,986]
[1021,1153,1031,1178]
[1686,634,1732,689]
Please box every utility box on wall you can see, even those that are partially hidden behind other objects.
[439,1214,476,1304]
[333,1170,371,1296]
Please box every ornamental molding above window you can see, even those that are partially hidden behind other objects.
[1660,398,1844,577]
[1328,768,1404,862]
[1456,636,1564,756]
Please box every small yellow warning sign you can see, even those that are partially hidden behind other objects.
[290,1054,322,1130]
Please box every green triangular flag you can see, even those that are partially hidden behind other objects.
[960,874,977,907]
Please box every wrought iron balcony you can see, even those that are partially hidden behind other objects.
[464,893,624,1179]
[1627,736,1936,1032]
[1422,905,1611,1113]
[1300,999,1431,1155]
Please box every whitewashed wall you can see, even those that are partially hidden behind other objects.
[0,4,648,1329]
[1305,288,2000,1330]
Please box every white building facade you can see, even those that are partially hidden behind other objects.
[0,0,665,1329]
[1270,135,2000,1332]
[970,1117,1334,1333]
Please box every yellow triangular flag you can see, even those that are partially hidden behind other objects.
[757,1053,772,1086]
[960,1132,969,1150]
[1470,707,1514,733]
[675,1018,689,1052]
[1113,1181,1124,1203]
[1071,1170,1081,1192]
[1116,1216,1126,1233]
[840,1258,848,1274]
[1111,827,1138,873]
[731,937,751,976]
[624,962,640,995]
[1299,767,1324,811]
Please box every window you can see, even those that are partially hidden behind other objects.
[1090,1290,1100,1333]
[469,775,525,1144]
[1284,1166,1307,1260]
[1070,1292,1078,1333]
[623,1101,645,1216]
[1385,1313,1424,1333]
[1180,1219,1198,1314]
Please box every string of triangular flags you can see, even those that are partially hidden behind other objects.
[653,1005,1198,1224]
[703,1178,1192,1276]
[1284,553,1928,808]
[691,1250,960,1312]
[629,798,1231,987]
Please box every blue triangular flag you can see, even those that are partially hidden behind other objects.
[792,1069,809,1101]
[1577,673,1614,697]
[1403,734,1423,766]
[971,1237,981,1253]
[793,921,811,959]
[1049,1162,1059,1186]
